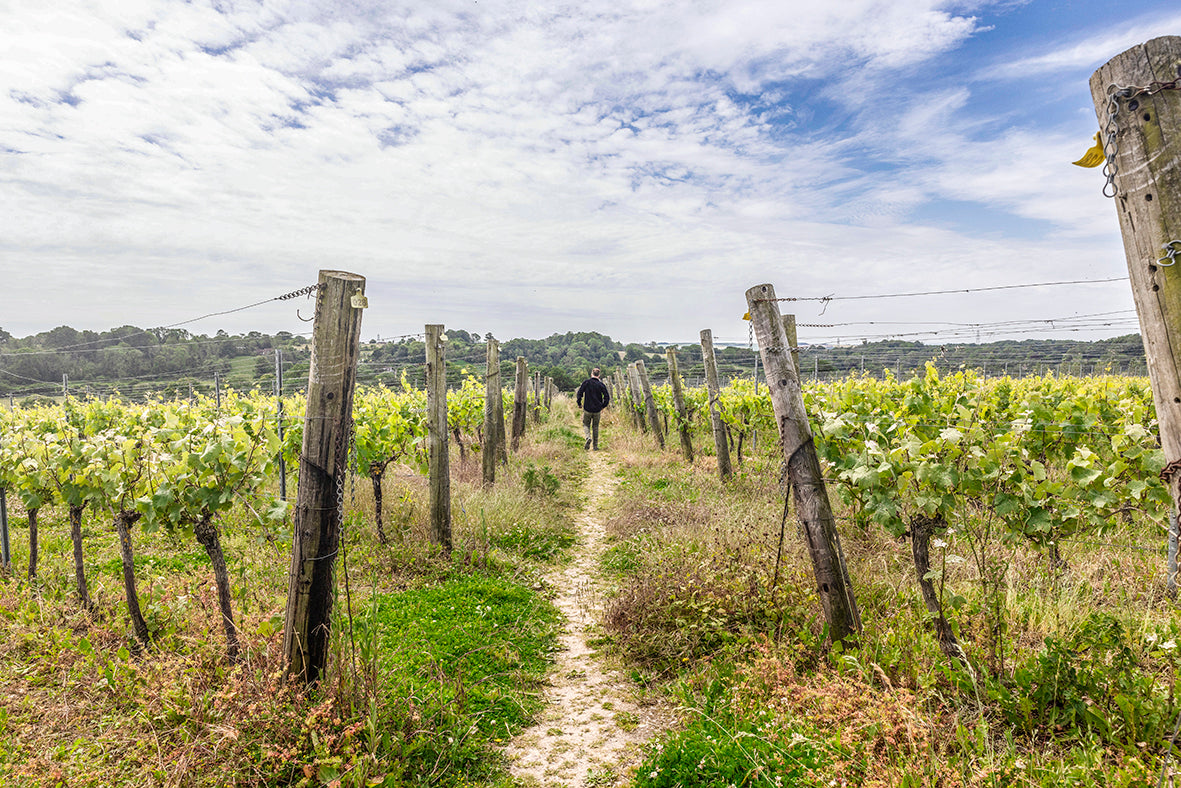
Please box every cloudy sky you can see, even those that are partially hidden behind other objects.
[2,0,1179,347]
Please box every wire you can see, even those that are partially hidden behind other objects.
[766,277,1127,303]
[156,284,321,330]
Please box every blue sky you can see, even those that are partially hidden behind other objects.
[2,0,1179,347]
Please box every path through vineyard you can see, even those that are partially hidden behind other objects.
[504,451,672,786]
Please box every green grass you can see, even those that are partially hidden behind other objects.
[0,413,587,788]
[353,574,561,786]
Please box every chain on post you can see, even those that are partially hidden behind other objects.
[334,418,349,531]
[1158,241,1181,267]
[1100,78,1181,198]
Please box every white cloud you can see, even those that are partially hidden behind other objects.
[0,0,1141,344]
[986,12,1181,79]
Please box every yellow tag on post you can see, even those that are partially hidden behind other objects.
[1073,132,1105,168]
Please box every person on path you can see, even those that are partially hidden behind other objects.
[576,368,610,451]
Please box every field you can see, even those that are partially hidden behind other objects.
[1,371,1179,787]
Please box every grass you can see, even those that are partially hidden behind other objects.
[0,403,584,787]
[5,393,1181,786]
[594,404,1181,787]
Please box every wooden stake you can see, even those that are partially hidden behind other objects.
[1089,37,1181,523]
[626,363,645,431]
[426,325,452,551]
[746,283,861,648]
[666,348,694,462]
[283,270,366,685]
[784,314,800,375]
[511,356,528,451]
[636,360,665,449]
[700,329,733,480]
[482,338,500,486]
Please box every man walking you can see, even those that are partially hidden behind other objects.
[576,368,610,451]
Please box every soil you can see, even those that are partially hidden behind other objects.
[503,451,673,787]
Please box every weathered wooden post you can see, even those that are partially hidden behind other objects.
[1089,36,1181,590]
[532,371,542,423]
[666,348,694,462]
[283,270,366,685]
[626,363,646,432]
[494,364,509,466]
[426,325,452,551]
[746,283,861,647]
[483,338,501,486]
[784,314,800,375]
[636,360,665,449]
[275,348,287,501]
[511,357,528,451]
[700,329,733,480]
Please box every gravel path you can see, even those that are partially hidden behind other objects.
[503,451,672,787]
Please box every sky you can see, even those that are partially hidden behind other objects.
[2,0,1180,348]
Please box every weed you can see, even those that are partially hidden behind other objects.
[522,463,560,496]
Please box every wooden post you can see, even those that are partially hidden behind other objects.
[511,357,528,451]
[494,370,509,466]
[426,325,452,551]
[626,363,646,431]
[482,338,500,486]
[700,329,733,481]
[1089,37,1181,525]
[531,371,542,423]
[283,270,366,685]
[784,314,800,375]
[544,377,553,410]
[636,360,665,449]
[666,348,694,462]
[275,348,287,501]
[746,283,861,648]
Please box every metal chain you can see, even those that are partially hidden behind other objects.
[277,283,322,301]
[334,418,350,528]
[1158,241,1181,267]
[1101,79,1181,198]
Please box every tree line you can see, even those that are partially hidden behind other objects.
[0,323,1150,401]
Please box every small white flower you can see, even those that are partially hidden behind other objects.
[1162,639,1176,651]
[1146,633,1159,644]
[932,538,948,549]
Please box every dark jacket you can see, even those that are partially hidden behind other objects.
[576,377,610,413]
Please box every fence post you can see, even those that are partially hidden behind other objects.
[282,270,366,685]
[482,339,500,486]
[426,325,452,551]
[784,315,800,375]
[626,363,646,432]
[1089,36,1181,529]
[275,348,287,501]
[495,365,509,466]
[666,348,694,462]
[0,426,8,573]
[636,360,665,449]
[746,283,861,648]
[700,329,733,481]
[511,357,528,451]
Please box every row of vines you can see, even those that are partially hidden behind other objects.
[637,365,1172,666]
[0,375,498,658]
[2,364,1170,668]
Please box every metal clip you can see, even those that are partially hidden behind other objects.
[1158,240,1181,267]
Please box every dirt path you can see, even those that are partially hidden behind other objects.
[504,451,672,787]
